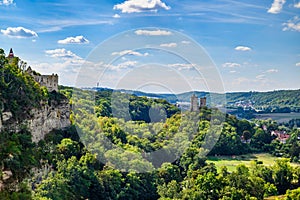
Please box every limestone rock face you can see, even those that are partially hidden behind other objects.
[0,112,13,130]
[0,99,70,142]
[2,112,12,122]
[28,99,71,142]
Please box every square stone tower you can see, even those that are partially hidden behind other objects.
[190,94,199,112]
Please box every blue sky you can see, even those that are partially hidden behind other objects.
[0,0,299,92]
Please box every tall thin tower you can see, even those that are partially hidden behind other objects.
[190,94,199,112]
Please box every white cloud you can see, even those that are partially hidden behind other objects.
[160,42,177,48]
[168,63,195,71]
[294,2,300,8]
[283,16,300,32]
[113,0,170,13]
[229,70,237,73]
[30,60,84,86]
[0,0,14,6]
[267,0,286,14]
[235,46,252,51]
[111,50,148,57]
[181,40,191,44]
[256,74,266,80]
[135,29,172,36]
[58,35,89,44]
[113,14,121,18]
[45,48,83,63]
[296,62,300,67]
[222,62,241,68]
[108,61,138,71]
[265,69,278,73]
[37,19,113,33]
[1,27,38,38]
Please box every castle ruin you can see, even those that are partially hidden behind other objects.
[190,94,199,112]
[7,48,59,92]
[200,97,207,107]
[26,67,58,92]
[190,94,206,111]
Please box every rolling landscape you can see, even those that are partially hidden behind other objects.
[1,0,300,199]
[1,49,300,199]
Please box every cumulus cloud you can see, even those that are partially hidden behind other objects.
[296,62,300,67]
[294,2,300,8]
[222,62,241,68]
[113,14,121,18]
[45,48,83,63]
[268,0,286,14]
[135,29,172,36]
[58,35,89,44]
[160,42,177,48]
[32,49,87,83]
[265,69,278,73]
[113,0,170,13]
[1,27,38,38]
[111,50,148,57]
[235,46,252,51]
[0,0,14,6]
[283,16,300,32]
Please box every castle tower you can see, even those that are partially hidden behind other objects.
[8,48,14,58]
[200,97,207,108]
[190,94,199,112]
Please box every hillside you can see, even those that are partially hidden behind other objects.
[0,48,71,196]
[1,50,300,199]
[91,87,300,112]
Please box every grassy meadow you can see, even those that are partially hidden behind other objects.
[207,153,300,172]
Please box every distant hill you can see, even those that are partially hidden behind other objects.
[88,87,300,112]
[225,90,300,106]
[89,87,208,104]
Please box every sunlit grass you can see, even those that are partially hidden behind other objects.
[207,153,300,172]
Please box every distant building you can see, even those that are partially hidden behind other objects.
[200,97,207,107]
[5,48,59,92]
[6,48,15,64]
[190,94,199,111]
[26,66,59,92]
[271,130,290,144]
[190,94,207,112]
[7,48,14,58]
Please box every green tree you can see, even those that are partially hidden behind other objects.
[272,159,293,194]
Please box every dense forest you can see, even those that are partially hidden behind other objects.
[1,49,300,199]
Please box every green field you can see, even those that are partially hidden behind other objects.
[207,153,300,172]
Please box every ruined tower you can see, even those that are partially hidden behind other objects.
[190,94,199,112]
[26,66,59,92]
[200,97,207,108]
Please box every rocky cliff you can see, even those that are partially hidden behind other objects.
[0,97,70,142]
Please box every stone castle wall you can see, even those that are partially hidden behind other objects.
[33,74,58,92]
[190,95,207,111]
[26,67,58,92]
[190,94,199,111]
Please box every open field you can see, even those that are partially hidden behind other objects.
[264,195,285,200]
[207,153,300,172]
